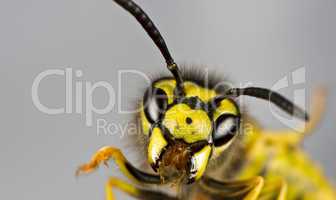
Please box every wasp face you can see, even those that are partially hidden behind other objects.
[142,82,240,184]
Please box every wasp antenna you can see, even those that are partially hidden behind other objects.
[226,87,309,121]
[113,0,184,96]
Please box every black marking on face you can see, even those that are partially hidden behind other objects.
[186,117,193,124]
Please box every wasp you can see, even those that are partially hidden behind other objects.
[76,0,336,199]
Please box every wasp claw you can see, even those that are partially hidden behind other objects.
[75,162,98,177]
[75,146,121,177]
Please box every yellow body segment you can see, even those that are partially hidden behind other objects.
[237,130,336,200]
[147,127,168,166]
[154,79,176,104]
[162,104,212,143]
[191,145,212,181]
[212,99,239,120]
[153,79,217,103]
[235,92,336,200]
[105,177,140,200]
[183,81,217,102]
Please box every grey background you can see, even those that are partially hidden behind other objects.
[1,0,335,199]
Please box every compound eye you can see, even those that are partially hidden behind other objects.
[143,87,168,123]
[213,114,240,147]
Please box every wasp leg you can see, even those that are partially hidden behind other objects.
[105,177,178,200]
[76,146,160,184]
[259,179,288,200]
[200,176,264,200]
